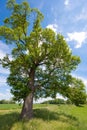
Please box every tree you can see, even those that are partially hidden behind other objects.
[66,78,87,106]
[0,0,80,120]
[0,99,15,104]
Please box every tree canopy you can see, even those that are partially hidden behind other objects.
[0,0,83,119]
[66,78,87,106]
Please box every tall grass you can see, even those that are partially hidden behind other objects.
[0,104,87,130]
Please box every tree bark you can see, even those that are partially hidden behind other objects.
[20,68,35,120]
[20,92,34,120]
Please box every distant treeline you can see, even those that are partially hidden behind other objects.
[42,98,68,104]
[41,98,85,105]
[0,98,87,105]
[0,99,16,104]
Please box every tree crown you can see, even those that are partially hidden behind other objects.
[0,0,81,102]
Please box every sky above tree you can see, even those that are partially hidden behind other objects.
[0,0,87,100]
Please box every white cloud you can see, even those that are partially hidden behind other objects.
[46,24,58,33]
[0,75,7,87]
[0,40,13,63]
[0,42,10,75]
[0,40,10,59]
[67,32,87,48]
[0,66,9,75]
[64,0,80,11]
[64,0,69,6]
[0,91,12,100]
[0,41,7,59]
[34,94,66,103]
[0,50,6,59]
[0,93,6,99]
[0,76,12,100]
[6,89,10,92]
[0,76,7,83]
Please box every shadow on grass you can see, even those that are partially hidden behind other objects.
[77,105,84,107]
[0,112,19,130]
[0,108,79,130]
[34,108,78,125]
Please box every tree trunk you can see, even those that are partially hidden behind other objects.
[20,68,35,120]
[20,92,34,120]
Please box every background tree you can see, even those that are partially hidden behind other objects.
[0,99,15,104]
[66,78,87,106]
[0,0,80,120]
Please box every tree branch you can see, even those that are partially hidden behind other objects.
[19,39,25,45]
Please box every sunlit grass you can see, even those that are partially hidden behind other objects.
[0,104,21,110]
[0,104,87,130]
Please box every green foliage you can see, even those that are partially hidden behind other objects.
[66,99,72,104]
[42,98,66,104]
[0,99,16,104]
[0,0,81,103]
[66,78,87,106]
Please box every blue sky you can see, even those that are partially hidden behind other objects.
[0,0,87,100]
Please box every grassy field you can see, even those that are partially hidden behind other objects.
[0,104,87,130]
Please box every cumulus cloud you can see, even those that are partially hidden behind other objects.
[46,24,58,33]
[64,0,70,6]
[66,32,87,48]
[0,90,12,100]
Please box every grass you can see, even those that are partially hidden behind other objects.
[0,104,21,110]
[0,104,87,130]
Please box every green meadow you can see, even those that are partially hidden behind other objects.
[0,104,87,130]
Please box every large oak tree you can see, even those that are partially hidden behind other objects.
[0,0,80,119]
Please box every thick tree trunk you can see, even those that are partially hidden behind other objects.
[20,92,34,120]
[20,68,35,120]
